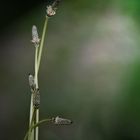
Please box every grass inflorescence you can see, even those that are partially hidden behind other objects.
[24,1,73,140]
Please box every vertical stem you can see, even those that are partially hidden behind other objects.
[35,46,39,88]
[27,109,36,140]
[35,17,48,140]
[35,17,49,140]
[29,16,49,140]
[29,94,34,140]
[29,94,34,124]
[37,17,49,72]
[29,46,39,140]
[35,109,39,140]
[34,47,39,140]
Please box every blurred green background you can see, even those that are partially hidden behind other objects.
[1,0,140,140]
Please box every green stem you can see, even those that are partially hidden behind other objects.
[35,46,39,88]
[37,17,49,73]
[26,109,36,140]
[24,119,52,140]
[29,95,33,125]
[34,46,39,140]
[28,16,49,140]
[35,109,39,140]
[35,16,49,140]
[31,119,52,130]
[29,94,34,140]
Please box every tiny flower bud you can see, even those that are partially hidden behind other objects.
[53,116,73,125]
[33,88,40,109]
[31,25,40,46]
[28,74,36,92]
[46,0,61,17]
[46,6,56,17]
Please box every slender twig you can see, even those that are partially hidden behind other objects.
[34,17,49,140]
[29,25,40,140]
[35,109,39,140]
[26,109,36,140]
[34,46,39,140]
[27,2,61,140]
[35,46,39,87]
[24,118,52,140]
[28,17,49,140]
[29,94,34,140]
[25,116,73,140]
[35,17,48,140]
[37,17,49,72]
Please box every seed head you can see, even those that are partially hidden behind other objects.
[33,88,40,109]
[31,25,40,46]
[46,0,61,17]
[46,6,56,17]
[53,116,73,125]
[28,74,36,92]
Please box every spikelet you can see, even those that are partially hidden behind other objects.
[46,0,61,17]
[46,6,56,17]
[28,74,36,92]
[53,116,72,125]
[31,25,40,46]
[33,88,40,109]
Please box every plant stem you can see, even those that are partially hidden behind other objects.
[35,109,39,140]
[24,118,52,140]
[29,95,33,125]
[27,109,36,140]
[35,17,49,140]
[29,95,34,140]
[35,46,39,88]
[31,119,52,131]
[37,17,49,72]
[34,46,39,140]
[28,16,49,140]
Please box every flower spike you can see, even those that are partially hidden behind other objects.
[52,116,73,125]
[46,0,61,17]
[31,25,40,46]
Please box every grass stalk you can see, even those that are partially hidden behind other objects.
[34,46,39,140]
[37,17,49,72]
[24,118,52,140]
[29,95,34,140]
[34,17,49,140]
[27,2,61,139]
